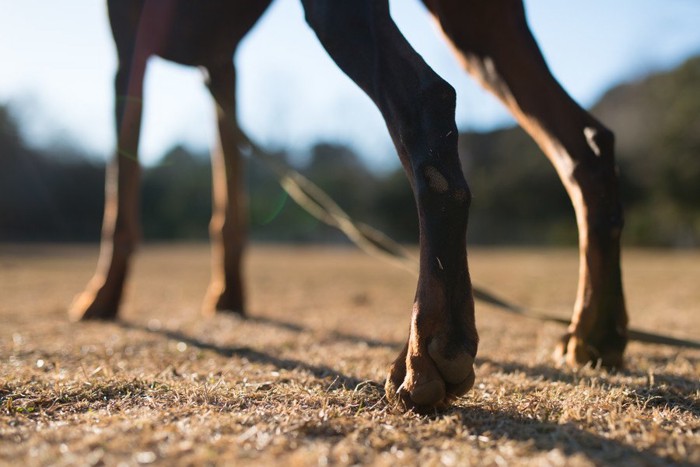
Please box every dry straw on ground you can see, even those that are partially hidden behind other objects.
[1,244,698,465]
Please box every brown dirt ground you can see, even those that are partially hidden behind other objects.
[1,244,698,466]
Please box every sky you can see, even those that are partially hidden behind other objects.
[1,0,700,170]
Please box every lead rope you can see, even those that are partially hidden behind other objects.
[234,129,700,350]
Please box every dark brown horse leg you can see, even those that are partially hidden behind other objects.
[202,62,247,316]
[69,55,146,321]
[302,0,477,412]
[426,0,627,367]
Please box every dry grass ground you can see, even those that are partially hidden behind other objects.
[1,244,698,466]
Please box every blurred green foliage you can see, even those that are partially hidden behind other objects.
[1,56,699,246]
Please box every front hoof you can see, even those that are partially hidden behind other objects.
[202,285,246,317]
[385,340,475,414]
[554,332,625,369]
[68,291,119,322]
[214,298,246,317]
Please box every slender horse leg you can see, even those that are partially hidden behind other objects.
[202,61,248,316]
[424,0,628,366]
[69,52,146,321]
[302,0,477,412]
[69,1,168,320]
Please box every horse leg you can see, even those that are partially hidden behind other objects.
[302,0,477,412]
[69,56,145,321]
[425,0,628,367]
[202,61,247,316]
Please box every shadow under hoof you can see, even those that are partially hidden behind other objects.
[214,306,246,317]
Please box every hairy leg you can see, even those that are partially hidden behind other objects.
[302,0,477,411]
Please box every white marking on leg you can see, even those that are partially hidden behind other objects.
[584,127,601,157]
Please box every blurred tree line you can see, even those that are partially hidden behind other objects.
[1,56,699,246]
[0,107,418,243]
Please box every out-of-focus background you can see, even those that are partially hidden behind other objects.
[1,0,699,247]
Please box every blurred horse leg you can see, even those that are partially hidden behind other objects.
[71,0,271,320]
[69,32,146,320]
[198,2,270,316]
[202,61,247,316]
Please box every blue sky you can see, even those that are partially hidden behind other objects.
[1,0,700,169]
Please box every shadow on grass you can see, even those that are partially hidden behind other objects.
[247,315,402,349]
[112,317,691,465]
[450,405,680,466]
[121,314,697,418]
[478,357,700,418]
[117,320,384,393]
